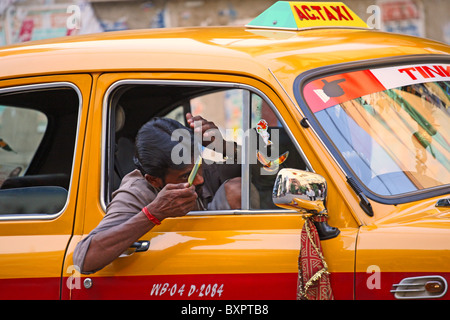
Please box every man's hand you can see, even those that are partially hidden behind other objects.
[186,112,239,163]
[147,183,198,222]
[186,112,224,148]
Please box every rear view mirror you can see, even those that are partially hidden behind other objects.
[272,168,327,214]
[272,168,339,240]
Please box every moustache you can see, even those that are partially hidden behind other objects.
[194,182,204,196]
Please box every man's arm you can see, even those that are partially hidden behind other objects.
[77,183,197,274]
[80,210,155,273]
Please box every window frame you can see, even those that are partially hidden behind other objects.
[102,79,312,215]
[0,82,83,221]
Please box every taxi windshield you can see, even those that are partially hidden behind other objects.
[302,64,450,197]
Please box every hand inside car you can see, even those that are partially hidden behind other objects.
[186,112,224,149]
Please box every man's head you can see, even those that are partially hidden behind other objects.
[134,117,204,190]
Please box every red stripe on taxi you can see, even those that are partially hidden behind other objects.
[63,272,353,300]
[0,277,60,300]
[3,272,448,299]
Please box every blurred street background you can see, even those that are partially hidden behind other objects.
[0,0,449,46]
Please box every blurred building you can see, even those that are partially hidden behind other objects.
[0,0,449,46]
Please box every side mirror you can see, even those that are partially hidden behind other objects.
[272,168,327,214]
[272,168,340,240]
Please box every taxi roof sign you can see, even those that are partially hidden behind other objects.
[246,1,368,30]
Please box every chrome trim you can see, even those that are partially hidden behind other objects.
[229,209,297,215]
[273,169,327,213]
[0,82,83,221]
[241,89,250,210]
[100,78,312,215]
[187,209,240,216]
[186,208,297,216]
[391,276,448,300]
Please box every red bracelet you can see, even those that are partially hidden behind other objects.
[142,206,161,225]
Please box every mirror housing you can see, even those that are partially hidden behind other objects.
[272,168,327,214]
[272,168,340,240]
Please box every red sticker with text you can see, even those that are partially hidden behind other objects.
[303,70,385,113]
[303,64,450,113]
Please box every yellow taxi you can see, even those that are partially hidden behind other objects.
[0,1,448,300]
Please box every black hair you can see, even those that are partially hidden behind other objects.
[134,117,194,179]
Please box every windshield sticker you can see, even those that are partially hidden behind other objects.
[257,150,289,173]
[256,119,273,146]
[370,64,450,89]
[0,138,16,153]
[303,64,450,113]
[304,70,385,113]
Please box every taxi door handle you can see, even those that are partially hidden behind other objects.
[131,240,150,252]
[119,240,149,257]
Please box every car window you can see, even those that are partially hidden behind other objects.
[107,81,309,213]
[0,85,79,217]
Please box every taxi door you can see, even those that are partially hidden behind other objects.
[62,72,358,300]
[0,74,92,299]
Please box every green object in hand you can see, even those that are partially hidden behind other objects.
[188,156,202,186]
